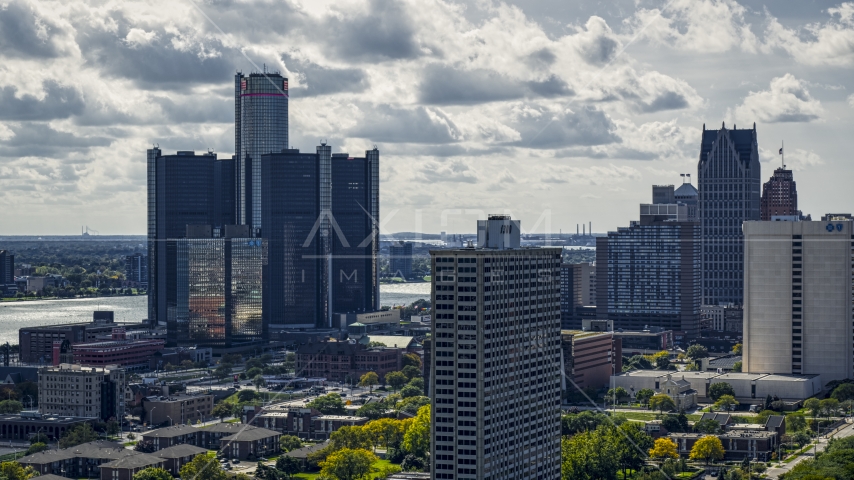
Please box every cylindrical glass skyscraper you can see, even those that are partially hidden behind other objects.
[235,71,288,231]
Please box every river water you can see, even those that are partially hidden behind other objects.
[0,283,432,345]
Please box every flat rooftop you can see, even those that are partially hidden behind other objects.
[615,370,721,379]
[710,373,769,381]
[756,374,820,382]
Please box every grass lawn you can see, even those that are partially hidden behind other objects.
[618,412,702,422]
[783,444,816,463]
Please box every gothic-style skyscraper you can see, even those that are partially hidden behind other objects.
[698,123,761,306]
[235,72,289,231]
[760,168,798,220]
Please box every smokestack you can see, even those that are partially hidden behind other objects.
[589,222,592,235]
[583,225,586,236]
[577,224,579,235]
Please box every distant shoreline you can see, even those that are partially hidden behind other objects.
[0,293,146,304]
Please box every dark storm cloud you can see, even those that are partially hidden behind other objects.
[419,66,573,105]
[152,95,232,124]
[282,54,369,97]
[509,106,620,149]
[0,81,84,121]
[0,123,111,158]
[636,91,690,113]
[0,2,65,59]
[323,0,422,61]
[349,105,460,144]
[76,17,238,89]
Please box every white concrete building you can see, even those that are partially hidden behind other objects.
[39,363,126,420]
[430,215,562,480]
[743,220,854,383]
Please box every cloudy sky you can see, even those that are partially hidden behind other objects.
[1,0,853,235]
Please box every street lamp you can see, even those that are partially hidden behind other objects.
[166,416,173,427]
[148,407,157,429]
[197,409,202,425]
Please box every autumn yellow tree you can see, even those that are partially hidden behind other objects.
[358,372,379,393]
[319,448,377,480]
[689,436,725,466]
[648,437,679,464]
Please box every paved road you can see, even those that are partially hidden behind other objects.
[765,420,854,479]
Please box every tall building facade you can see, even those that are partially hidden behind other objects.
[560,262,595,330]
[235,72,289,230]
[39,364,126,421]
[215,157,236,227]
[389,241,413,279]
[760,168,798,221]
[743,220,854,383]
[124,253,147,286]
[148,149,222,326]
[330,149,380,315]
[0,250,13,284]
[698,123,761,306]
[168,225,266,348]
[596,202,701,337]
[674,182,699,220]
[430,216,562,480]
[261,148,326,329]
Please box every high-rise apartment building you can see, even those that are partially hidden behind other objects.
[168,225,266,348]
[331,149,380,315]
[147,149,236,326]
[124,253,147,286]
[560,262,595,329]
[39,363,126,421]
[429,215,562,480]
[0,250,13,284]
[596,196,701,337]
[235,72,289,230]
[743,220,854,383]
[261,148,327,329]
[760,168,798,221]
[698,123,761,306]
[389,241,413,279]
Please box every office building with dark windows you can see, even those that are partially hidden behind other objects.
[167,225,266,348]
[147,149,223,326]
[235,72,289,230]
[389,241,413,279]
[760,168,798,221]
[429,215,562,480]
[330,149,380,315]
[698,123,761,306]
[743,220,854,383]
[124,253,147,287]
[0,250,14,296]
[596,192,701,338]
[261,147,328,329]
[560,262,595,330]
[214,157,236,227]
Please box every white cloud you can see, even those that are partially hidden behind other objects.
[848,93,854,108]
[765,3,854,66]
[731,74,824,123]
[124,28,156,47]
[760,146,824,171]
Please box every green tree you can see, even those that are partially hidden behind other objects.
[358,372,379,393]
[214,363,233,379]
[24,443,48,455]
[402,404,430,458]
[0,400,22,414]
[820,398,840,418]
[689,435,725,466]
[319,448,377,480]
[607,387,629,404]
[306,393,346,415]
[275,456,302,477]
[804,397,821,419]
[693,418,721,434]
[635,388,655,406]
[831,383,854,402]
[397,396,430,415]
[615,422,653,479]
[401,353,422,369]
[279,435,303,453]
[654,355,670,370]
[661,414,690,433]
[385,371,407,392]
[29,433,49,445]
[686,344,709,360]
[179,454,228,480]
[0,462,38,480]
[58,423,98,448]
[329,426,373,451]
[713,394,738,412]
[399,385,422,399]
[237,390,258,402]
[401,365,421,381]
[561,426,619,479]
[731,361,742,373]
[132,467,173,480]
[356,401,388,420]
[245,367,263,379]
[786,413,807,433]
[708,382,736,402]
[253,374,267,390]
[649,394,677,414]
[212,402,233,420]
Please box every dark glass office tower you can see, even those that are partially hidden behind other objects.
[330,149,379,314]
[171,225,266,347]
[389,241,413,279]
[698,123,761,306]
[235,72,289,230]
[261,148,327,328]
[215,157,236,226]
[147,149,219,326]
[0,250,13,285]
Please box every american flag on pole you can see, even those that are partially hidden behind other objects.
[779,147,783,155]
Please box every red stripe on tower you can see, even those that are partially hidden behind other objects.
[283,80,288,91]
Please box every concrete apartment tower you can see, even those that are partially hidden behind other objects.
[698,123,761,306]
[743,219,854,383]
[429,215,562,480]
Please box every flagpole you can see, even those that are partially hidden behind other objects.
[782,140,784,169]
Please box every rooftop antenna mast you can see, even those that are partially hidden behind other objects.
[780,140,785,169]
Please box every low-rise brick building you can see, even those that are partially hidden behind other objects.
[295,341,403,383]
[18,441,136,477]
[251,407,368,440]
[142,393,214,427]
[668,415,786,461]
[141,424,200,450]
[153,444,208,475]
[99,453,165,480]
[220,426,281,460]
